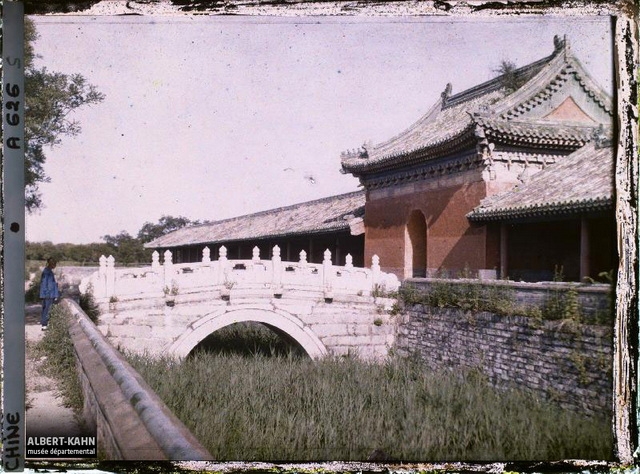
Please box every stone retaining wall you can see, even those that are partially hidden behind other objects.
[395,302,613,415]
[62,299,213,460]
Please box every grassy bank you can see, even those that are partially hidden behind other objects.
[35,306,85,416]
[127,349,613,462]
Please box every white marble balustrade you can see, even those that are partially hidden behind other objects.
[80,245,399,300]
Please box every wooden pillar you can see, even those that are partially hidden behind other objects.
[500,222,508,279]
[309,238,314,264]
[580,217,590,281]
[286,241,291,262]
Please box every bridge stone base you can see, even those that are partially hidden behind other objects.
[97,286,398,361]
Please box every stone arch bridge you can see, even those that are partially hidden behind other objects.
[80,245,400,360]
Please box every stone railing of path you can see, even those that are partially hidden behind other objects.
[62,298,213,460]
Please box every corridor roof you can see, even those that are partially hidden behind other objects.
[145,190,365,249]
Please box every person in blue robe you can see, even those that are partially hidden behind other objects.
[39,258,60,330]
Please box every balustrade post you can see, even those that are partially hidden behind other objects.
[272,245,283,294]
[106,255,116,298]
[299,250,307,268]
[151,251,160,271]
[218,246,229,285]
[97,255,108,298]
[345,253,354,269]
[252,246,260,264]
[99,255,107,275]
[323,249,333,295]
[202,246,211,264]
[372,254,381,290]
[164,250,174,289]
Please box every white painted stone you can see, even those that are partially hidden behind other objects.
[151,325,185,341]
[126,338,169,355]
[305,311,370,325]
[308,323,351,338]
[321,334,390,347]
[107,324,152,339]
[272,301,315,315]
[327,346,351,357]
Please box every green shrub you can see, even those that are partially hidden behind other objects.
[25,261,43,281]
[542,286,582,322]
[400,280,520,317]
[79,284,100,324]
[25,276,41,304]
[398,283,425,306]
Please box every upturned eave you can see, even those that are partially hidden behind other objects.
[467,198,613,223]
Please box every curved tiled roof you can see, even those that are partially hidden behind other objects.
[341,37,613,176]
[467,143,613,222]
[366,92,500,160]
[476,116,602,149]
[145,190,366,249]
[490,49,613,120]
[340,89,501,174]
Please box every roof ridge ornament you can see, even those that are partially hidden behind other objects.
[441,82,453,106]
[553,34,571,59]
[563,34,571,60]
[360,140,372,159]
[592,124,612,149]
[341,142,370,160]
[553,34,565,53]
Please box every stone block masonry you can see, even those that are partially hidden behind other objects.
[395,304,612,415]
[95,288,397,361]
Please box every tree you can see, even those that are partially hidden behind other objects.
[101,231,150,264]
[24,1,101,14]
[493,59,526,95]
[137,215,202,243]
[25,18,105,211]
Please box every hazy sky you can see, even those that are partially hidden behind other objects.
[25,14,614,244]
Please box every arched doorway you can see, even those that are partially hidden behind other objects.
[405,210,427,278]
[168,307,328,359]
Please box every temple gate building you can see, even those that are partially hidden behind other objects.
[148,36,615,283]
[340,36,614,281]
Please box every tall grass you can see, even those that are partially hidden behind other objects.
[191,322,306,358]
[127,350,613,462]
[35,306,85,416]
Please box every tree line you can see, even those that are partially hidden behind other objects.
[27,215,206,265]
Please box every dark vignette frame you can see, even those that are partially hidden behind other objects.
[3,0,638,472]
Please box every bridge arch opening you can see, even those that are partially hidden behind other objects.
[189,321,309,358]
[168,307,328,360]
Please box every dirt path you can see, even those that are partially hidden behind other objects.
[25,304,85,438]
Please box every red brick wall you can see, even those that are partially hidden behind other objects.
[364,170,490,279]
